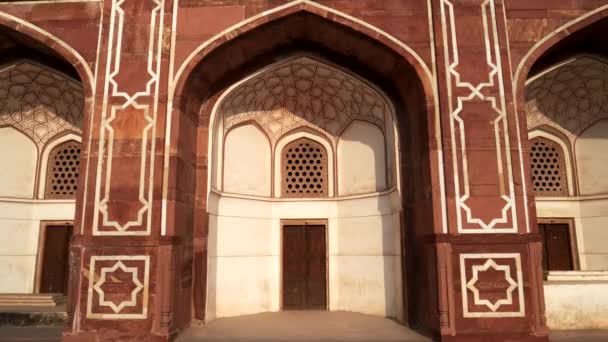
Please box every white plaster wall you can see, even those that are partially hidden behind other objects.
[545,280,608,329]
[338,121,386,196]
[536,196,608,270]
[205,190,403,322]
[0,198,75,293]
[223,124,271,196]
[0,256,37,293]
[328,211,402,318]
[0,127,37,198]
[576,120,608,196]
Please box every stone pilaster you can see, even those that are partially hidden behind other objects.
[430,0,548,340]
[64,0,179,340]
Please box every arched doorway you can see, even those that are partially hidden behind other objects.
[0,23,88,305]
[205,55,402,320]
[170,8,440,336]
[521,15,608,330]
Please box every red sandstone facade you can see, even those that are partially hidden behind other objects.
[0,0,605,341]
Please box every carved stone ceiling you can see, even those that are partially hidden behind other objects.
[526,55,608,144]
[219,56,389,144]
[0,60,84,147]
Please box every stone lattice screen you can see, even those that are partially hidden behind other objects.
[281,138,328,198]
[529,137,568,196]
[45,140,82,199]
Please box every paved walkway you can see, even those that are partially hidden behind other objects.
[551,330,608,341]
[1,313,608,341]
[177,311,430,342]
[0,327,61,341]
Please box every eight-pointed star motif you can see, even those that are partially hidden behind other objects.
[466,259,518,312]
[93,261,144,313]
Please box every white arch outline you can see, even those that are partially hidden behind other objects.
[525,54,608,87]
[508,4,607,233]
[172,0,432,87]
[0,11,94,91]
[513,4,608,99]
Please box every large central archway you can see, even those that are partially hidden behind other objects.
[169,7,442,336]
[206,54,401,320]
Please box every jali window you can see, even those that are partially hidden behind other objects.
[282,138,328,198]
[45,140,81,199]
[529,137,568,196]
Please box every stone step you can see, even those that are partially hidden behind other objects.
[0,309,67,327]
[0,295,67,327]
[0,294,66,307]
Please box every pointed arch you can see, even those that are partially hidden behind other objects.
[0,11,94,95]
[513,5,608,106]
[172,0,433,97]
[168,3,441,326]
[163,2,441,233]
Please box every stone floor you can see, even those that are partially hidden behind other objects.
[1,312,608,341]
[551,330,608,341]
[0,327,61,341]
[177,311,429,342]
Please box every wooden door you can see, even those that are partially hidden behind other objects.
[283,224,326,310]
[40,225,73,294]
[539,223,573,271]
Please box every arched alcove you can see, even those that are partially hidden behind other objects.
[0,127,37,198]
[338,121,387,196]
[223,124,271,197]
[0,21,87,300]
[169,8,440,335]
[523,12,608,331]
[205,54,402,321]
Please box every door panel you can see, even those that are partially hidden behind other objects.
[306,225,326,309]
[283,226,306,309]
[539,223,573,271]
[283,224,327,310]
[40,225,72,294]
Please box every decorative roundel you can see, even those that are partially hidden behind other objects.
[45,140,81,199]
[282,138,328,198]
[529,137,568,196]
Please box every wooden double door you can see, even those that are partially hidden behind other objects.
[282,224,327,310]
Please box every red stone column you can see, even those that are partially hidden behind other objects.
[430,0,548,340]
[64,0,179,340]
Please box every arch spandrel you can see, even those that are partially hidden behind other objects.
[219,56,388,144]
[0,60,84,147]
